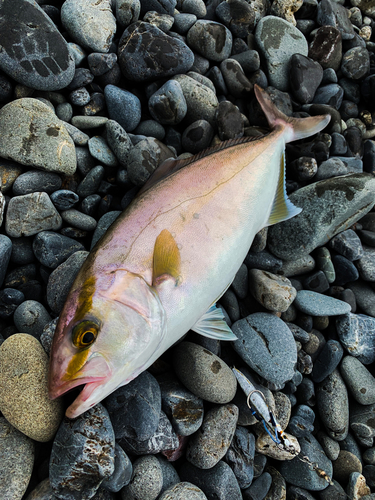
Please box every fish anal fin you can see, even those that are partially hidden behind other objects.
[153,229,181,287]
[267,151,302,226]
[192,304,237,341]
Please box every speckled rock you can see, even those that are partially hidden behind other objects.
[173,341,237,404]
[159,482,208,500]
[118,21,194,82]
[336,313,375,364]
[148,80,187,125]
[13,300,51,338]
[248,269,297,312]
[0,417,34,500]
[0,0,75,91]
[340,356,375,405]
[186,404,238,469]
[255,16,308,91]
[32,231,85,269]
[0,99,76,174]
[268,174,375,260]
[120,455,163,500]
[186,20,233,62]
[127,137,174,186]
[61,0,116,53]
[0,333,63,442]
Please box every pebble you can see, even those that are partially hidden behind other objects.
[148,80,187,125]
[88,136,118,167]
[279,434,333,490]
[0,235,12,288]
[341,46,370,81]
[50,404,115,500]
[71,115,108,129]
[294,290,351,317]
[159,482,208,500]
[317,369,349,441]
[120,455,163,500]
[105,371,161,441]
[119,21,194,82]
[340,355,375,405]
[182,120,214,154]
[127,137,173,186]
[0,0,75,91]
[309,26,342,71]
[255,15,308,91]
[90,211,121,249]
[311,340,343,383]
[158,374,204,436]
[0,333,63,442]
[180,461,242,500]
[332,255,359,286]
[303,270,330,293]
[46,250,89,314]
[225,426,255,489]
[336,313,375,365]
[173,341,237,404]
[13,300,51,338]
[248,269,296,312]
[215,0,255,38]
[347,472,371,500]
[348,281,375,317]
[334,450,363,484]
[245,250,283,273]
[12,171,62,196]
[317,431,341,461]
[0,417,34,500]
[104,85,141,132]
[186,404,238,469]
[187,21,232,62]
[232,313,297,385]
[0,99,76,175]
[61,209,97,231]
[220,59,252,98]
[356,246,375,281]
[243,472,272,500]
[61,0,116,53]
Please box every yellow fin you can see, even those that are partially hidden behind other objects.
[153,229,181,286]
[267,151,302,226]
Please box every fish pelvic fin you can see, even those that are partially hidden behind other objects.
[192,304,237,341]
[254,84,331,143]
[153,229,181,287]
[266,151,302,226]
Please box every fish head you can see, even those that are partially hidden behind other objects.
[48,270,166,418]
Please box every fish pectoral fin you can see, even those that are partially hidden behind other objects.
[266,151,302,226]
[153,229,181,287]
[192,304,237,341]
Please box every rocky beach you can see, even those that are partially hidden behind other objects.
[1,0,375,499]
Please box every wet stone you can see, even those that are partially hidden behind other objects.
[317,431,340,461]
[232,313,297,386]
[315,157,348,181]
[12,171,62,196]
[255,15,308,91]
[0,99,76,175]
[88,52,117,76]
[77,165,105,198]
[13,300,51,339]
[356,246,375,281]
[173,341,237,404]
[120,455,162,500]
[317,0,355,40]
[311,340,343,383]
[303,271,330,293]
[148,80,187,126]
[40,317,58,356]
[341,46,370,80]
[105,120,133,167]
[315,247,335,283]
[180,460,242,500]
[0,235,12,288]
[0,288,24,319]
[135,120,166,140]
[336,313,375,364]
[88,136,118,167]
[348,281,375,317]
[313,84,344,110]
[46,250,89,314]
[0,0,75,91]
[248,269,297,313]
[0,333,63,442]
[187,20,233,62]
[120,410,179,455]
[158,481,208,500]
[340,355,375,405]
[91,211,121,249]
[173,74,218,125]
[61,209,97,232]
[186,404,238,469]
[317,369,349,441]
[104,84,141,132]
[215,100,244,140]
[50,189,79,211]
[290,54,323,104]
[158,374,204,436]
[279,434,333,490]
[215,0,255,38]
[61,0,116,53]
[32,231,85,269]
[308,26,342,71]
[71,115,109,130]
[242,472,272,500]
[220,58,252,98]
[50,404,115,500]
[245,250,282,273]
[118,21,194,82]
[0,417,34,500]
[225,426,255,489]
[182,120,214,154]
[127,137,174,186]
[69,86,90,106]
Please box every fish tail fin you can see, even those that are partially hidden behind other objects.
[254,85,330,143]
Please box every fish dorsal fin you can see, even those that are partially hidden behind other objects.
[138,135,268,196]
[192,304,238,341]
[153,229,181,287]
[267,151,302,226]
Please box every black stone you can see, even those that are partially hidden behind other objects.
[290,54,323,104]
[332,254,359,286]
[32,231,85,269]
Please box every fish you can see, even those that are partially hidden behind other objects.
[48,85,330,418]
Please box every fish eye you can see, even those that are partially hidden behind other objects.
[72,321,99,349]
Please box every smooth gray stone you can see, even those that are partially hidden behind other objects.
[294,290,351,316]
[0,234,12,288]
[186,404,238,469]
[311,340,343,383]
[40,317,58,356]
[0,99,76,174]
[50,190,79,211]
[329,229,363,261]
[317,369,349,441]
[255,16,308,91]
[0,0,75,91]
[104,85,141,132]
[91,211,122,249]
[315,247,335,283]
[279,434,332,490]
[33,231,85,269]
[348,281,375,317]
[243,472,272,500]
[350,402,375,441]
[158,482,208,500]
[46,251,89,314]
[156,456,180,495]
[6,192,62,237]
[187,20,232,62]
[180,460,242,500]
[50,404,115,500]
[61,0,116,53]
[64,122,90,146]
[88,136,118,167]
[280,255,315,278]
[12,171,62,196]
[116,455,163,500]
[225,426,255,489]
[0,417,34,500]
[232,312,297,385]
[268,174,375,260]
[105,120,133,167]
[316,431,340,461]
[127,137,174,186]
[71,115,108,129]
[77,165,105,198]
[61,209,97,232]
[336,313,375,364]
[13,300,51,339]
[148,80,187,125]
[340,356,375,405]
[357,246,375,281]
